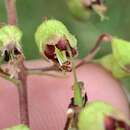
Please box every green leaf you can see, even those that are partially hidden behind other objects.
[78,101,129,130]
[3,124,29,130]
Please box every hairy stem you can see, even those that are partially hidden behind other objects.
[5,0,17,25]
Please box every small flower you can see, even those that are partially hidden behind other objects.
[78,101,130,130]
[67,0,107,21]
[0,25,23,62]
[35,19,78,71]
[112,38,130,70]
[97,38,130,78]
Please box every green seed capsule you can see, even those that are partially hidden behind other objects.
[78,101,130,130]
[35,19,77,71]
[0,25,23,62]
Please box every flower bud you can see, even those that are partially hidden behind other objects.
[67,0,107,21]
[35,19,78,71]
[0,25,23,62]
[112,38,130,68]
[97,38,130,78]
[78,101,130,130]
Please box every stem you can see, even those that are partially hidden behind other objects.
[76,33,112,68]
[27,65,67,78]
[5,0,17,25]
[27,65,59,72]
[72,61,83,107]
[73,82,83,107]
[17,56,30,126]
[5,0,29,125]
[64,117,72,130]
[0,67,20,85]
[68,46,83,107]
[28,71,66,78]
[0,73,19,85]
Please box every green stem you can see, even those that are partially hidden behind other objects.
[73,81,83,107]
[68,46,83,107]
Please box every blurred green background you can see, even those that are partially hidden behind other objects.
[0,0,130,91]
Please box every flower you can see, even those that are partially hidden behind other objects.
[35,19,78,71]
[0,25,23,62]
[67,0,107,21]
[97,38,130,78]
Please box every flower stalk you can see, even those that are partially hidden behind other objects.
[76,33,112,68]
[16,55,30,126]
[5,0,30,126]
[5,0,17,25]
[64,45,85,130]
[67,45,83,107]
